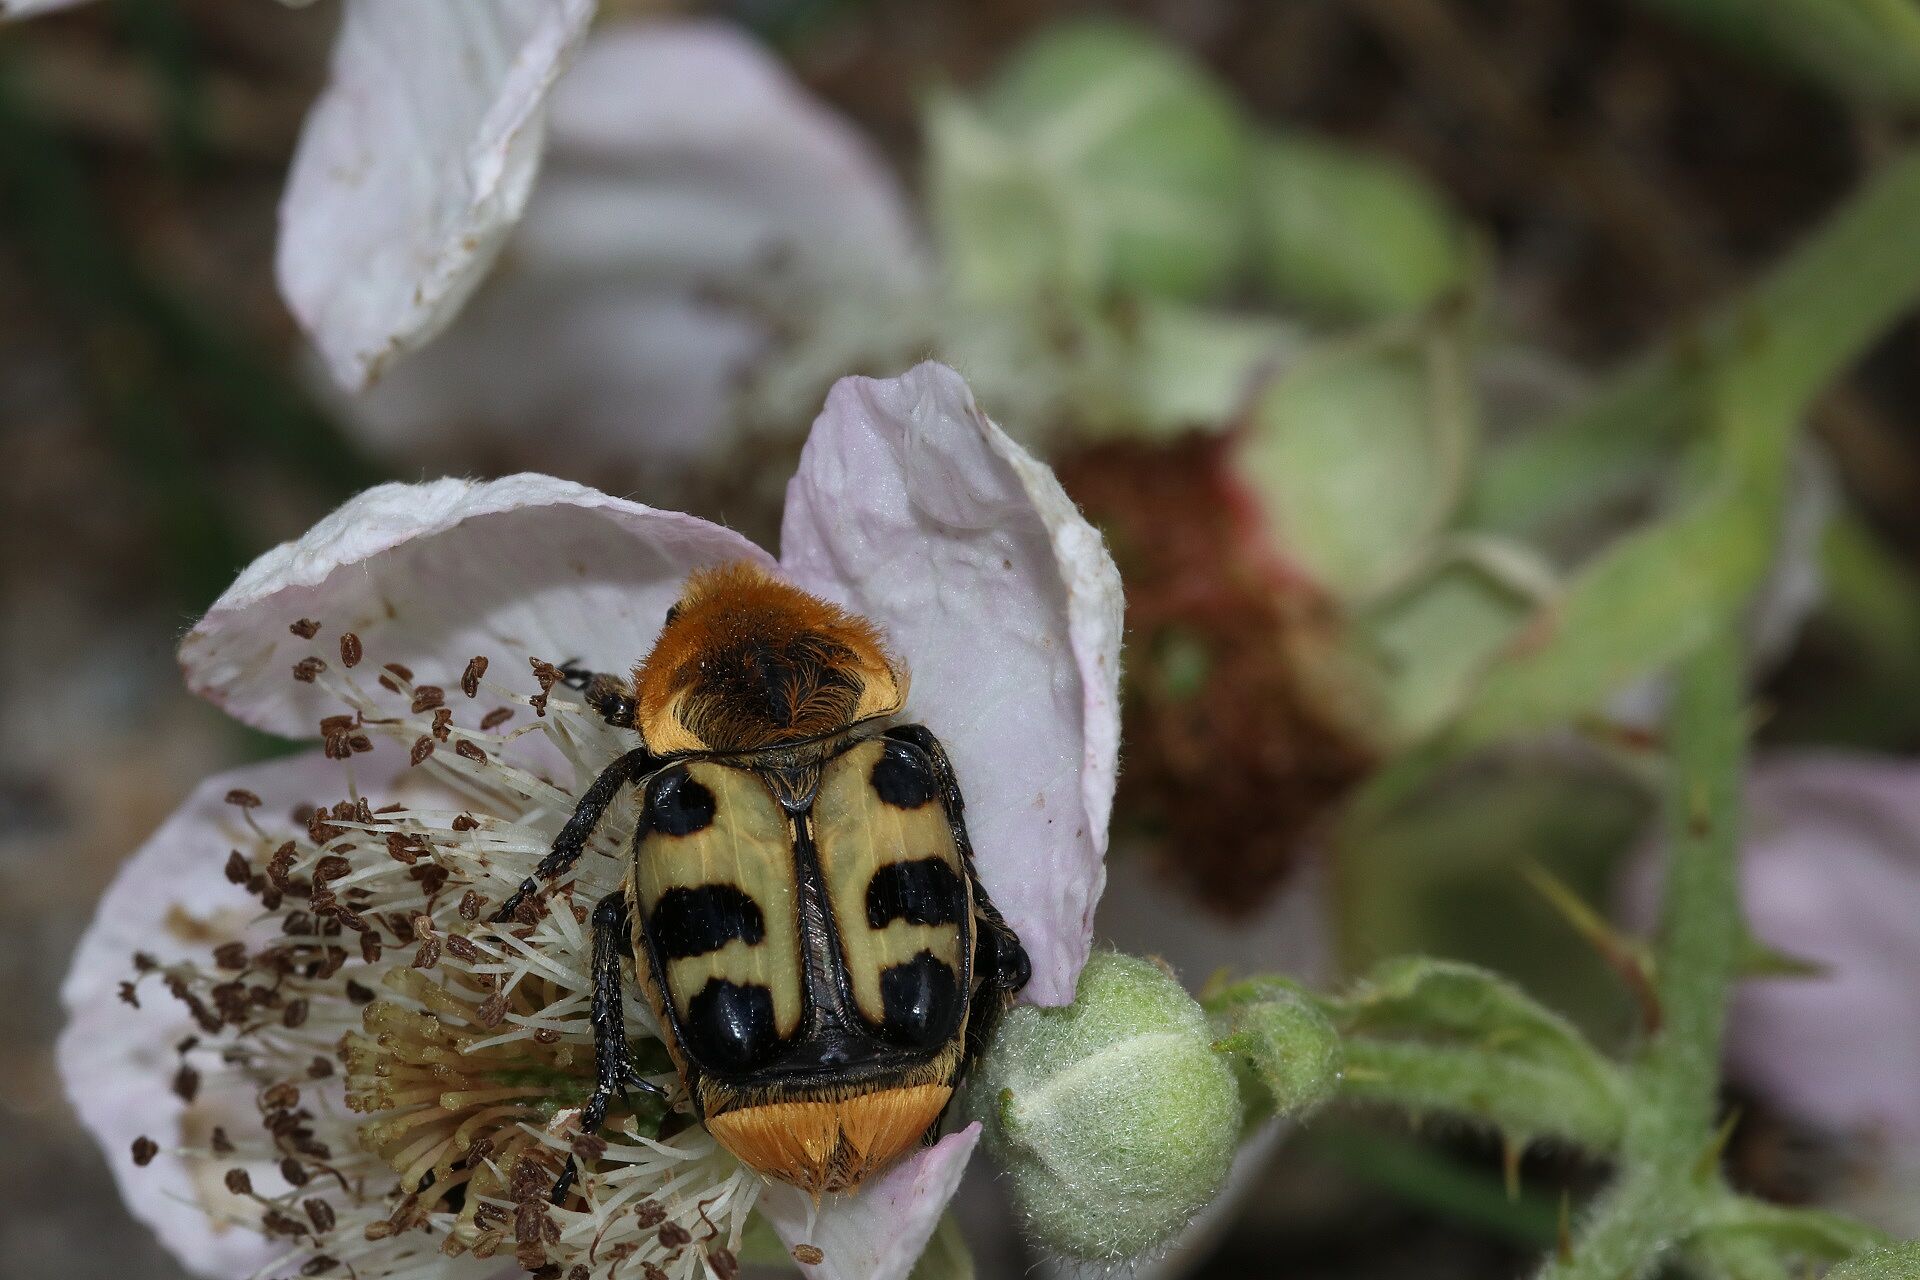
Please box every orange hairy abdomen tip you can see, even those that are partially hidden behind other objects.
[704,1084,952,1196]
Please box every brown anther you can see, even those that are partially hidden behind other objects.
[117,981,139,1008]
[364,1222,395,1242]
[658,1221,692,1249]
[642,1264,669,1280]
[568,1266,590,1280]
[347,735,373,755]
[634,1201,666,1228]
[454,739,487,762]
[445,933,480,963]
[570,1133,607,1164]
[290,619,321,639]
[131,1136,158,1167]
[266,842,297,890]
[384,661,413,680]
[172,1066,200,1103]
[480,706,515,730]
[451,813,479,832]
[793,1244,825,1266]
[225,789,262,809]
[280,1156,311,1187]
[411,685,445,713]
[300,1256,338,1276]
[533,1026,561,1045]
[282,999,309,1029]
[339,633,363,668]
[293,657,326,684]
[432,707,453,741]
[462,656,488,697]
[345,979,376,1004]
[224,1167,253,1195]
[307,1056,333,1079]
[459,890,483,920]
[305,1198,336,1233]
[312,855,351,886]
[359,932,382,964]
[210,1127,233,1155]
[708,1246,740,1280]
[223,850,251,885]
[409,736,434,766]
[412,937,442,970]
[213,941,248,970]
[475,994,509,1028]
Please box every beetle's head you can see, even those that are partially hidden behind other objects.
[634,562,907,756]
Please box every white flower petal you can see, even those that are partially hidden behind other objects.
[341,17,924,475]
[179,474,773,739]
[58,754,360,1279]
[277,0,594,391]
[780,362,1124,1006]
[534,20,922,293]
[2,0,90,16]
[760,1125,981,1280]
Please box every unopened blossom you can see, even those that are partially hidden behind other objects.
[7,0,600,392]
[61,362,1122,1280]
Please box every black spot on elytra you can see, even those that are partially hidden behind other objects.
[650,884,765,960]
[875,952,962,1050]
[683,979,779,1074]
[870,740,938,809]
[647,767,715,836]
[866,859,966,930]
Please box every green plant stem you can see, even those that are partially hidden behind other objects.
[1536,628,1746,1280]
[1470,147,1920,538]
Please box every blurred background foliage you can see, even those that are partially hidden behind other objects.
[8,1,1920,1277]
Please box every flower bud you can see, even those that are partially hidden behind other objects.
[969,952,1241,1263]
[1210,988,1342,1121]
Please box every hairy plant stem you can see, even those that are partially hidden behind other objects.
[1535,628,1745,1280]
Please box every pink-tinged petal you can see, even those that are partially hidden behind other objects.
[1726,753,1920,1140]
[1622,751,1920,1141]
[531,20,922,292]
[780,362,1124,1006]
[58,754,355,1278]
[277,0,595,391]
[343,18,922,477]
[179,474,773,739]
[760,1125,981,1280]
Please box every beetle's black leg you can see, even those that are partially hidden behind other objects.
[551,890,669,1205]
[557,661,639,730]
[492,746,655,924]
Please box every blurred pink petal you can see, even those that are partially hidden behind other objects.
[759,1126,981,1280]
[59,754,359,1278]
[1727,753,1920,1140]
[178,474,772,739]
[277,0,595,391]
[346,18,924,475]
[781,361,1125,1006]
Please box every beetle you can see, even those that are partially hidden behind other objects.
[493,562,1030,1202]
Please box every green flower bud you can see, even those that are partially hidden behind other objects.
[1210,988,1342,1120]
[969,952,1241,1263]
[1252,130,1473,319]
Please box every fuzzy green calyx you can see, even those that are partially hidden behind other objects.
[969,951,1240,1263]
[1210,987,1342,1121]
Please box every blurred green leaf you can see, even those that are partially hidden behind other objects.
[1237,317,1476,602]
[926,17,1251,304]
[1364,537,1557,741]
[1252,129,1476,319]
[1633,0,1920,106]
